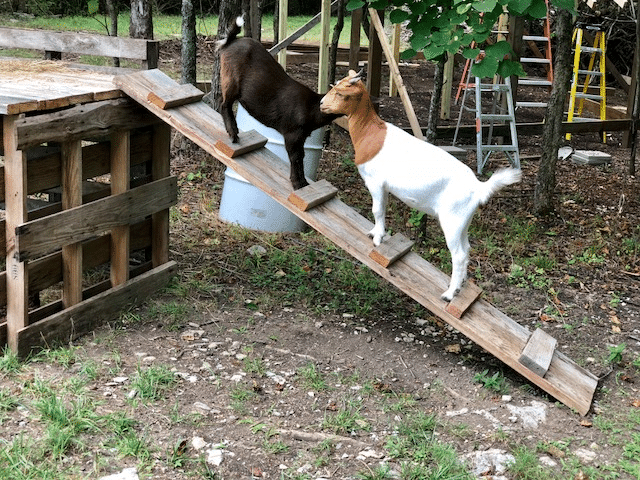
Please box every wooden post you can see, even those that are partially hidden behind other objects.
[152,123,171,268]
[349,8,362,72]
[508,15,525,100]
[368,8,423,139]
[4,115,29,352]
[389,23,401,97]
[110,130,131,286]
[61,140,83,307]
[440,53,455,120]
[366,9,384,97]
[277,0,288,68]
[318,0,331,93]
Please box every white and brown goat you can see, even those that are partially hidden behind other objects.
[216,17,339,190]
[320,70,521,301]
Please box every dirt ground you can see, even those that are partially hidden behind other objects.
[4,38,640,479]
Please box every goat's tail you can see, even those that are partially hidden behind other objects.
[215,16,244,50]
[476,168,522,205]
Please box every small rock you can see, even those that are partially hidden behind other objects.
[247,245,267,257]
[574,447,597,464]
[501,395,512,402]
[112,376,128,384]
[207,448,224,466]
[181,330,205,341]
[99,467,139,480]
[539,455,558,468]
[192,436,207,450]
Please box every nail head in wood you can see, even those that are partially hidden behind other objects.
[519,328,557,377]
[214,130,268,158]
[369,233,414,268]
[287,179,338,211]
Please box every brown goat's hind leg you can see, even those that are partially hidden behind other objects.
[285,138,309,190]
[220,101,240,143]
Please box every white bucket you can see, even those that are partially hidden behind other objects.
[218,105,325,232]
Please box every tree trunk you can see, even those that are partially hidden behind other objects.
[181,0,197,85]
[329,0,345,86]
[629,2,640,176]
[130,0,153,39]
[533,8,573,216]
[425,55,445,143]
[204,0,242,111]
[105,0,119,67]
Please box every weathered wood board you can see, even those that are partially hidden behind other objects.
[288,179,338,211]
[115,69,599,416]
[369,233,414,268]
[519,328,558,377]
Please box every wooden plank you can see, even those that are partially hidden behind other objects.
[151,123,171,268]
[147,84,204,110]
[15,98,159,150]
[287,179,338,211]
[369,233,414,268]
[3,114,29,352]
[519,328,558,377]
[15,176,177,262]
[368,8,423,140]
[61,140,83,307]
[16,261,177,357]
[214,130,268,158]
[445,281,483,319]
[0,220,153,307]
[0,27,159,62]
[110,130,131,286]
[115,69,598,415]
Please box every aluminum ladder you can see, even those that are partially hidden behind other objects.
[566,25,607,143]
[454,68,520,174]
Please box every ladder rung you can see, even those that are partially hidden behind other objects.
[577,69,603,76]
[516,101,548,108]
[523,35,550,42]
[518,79,552,86]
[520,57,551,64]
[580,46,603,54]
[480,145,518,152]
[478,84,510,92]
[575,93,603,100]
[479,114,513,122]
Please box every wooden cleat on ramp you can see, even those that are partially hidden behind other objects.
[147,84,204,109]
[369,233,414,268]
[288,179,338,211]
[214,130,268,158]
[445,281,483,319]
[519,328,557,377]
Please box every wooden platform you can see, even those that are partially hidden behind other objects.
[115,69,599,416]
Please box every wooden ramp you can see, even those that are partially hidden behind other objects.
[114,69,598,416]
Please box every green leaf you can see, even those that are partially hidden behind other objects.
[370,0,389,9]
[456,2,472,14]
[484,40,512,58]
[470,56,499,78]
[389,9,410,24]
[472,0,498,13]
[507,0,533,15]
[87,0,99,15]
[346,0,365,11]
[462,47,481,59]
[400,48,418,60]
[422,44,446,60]
[410,32,429,52]
[525,0,548,18]
[497,59,527,78]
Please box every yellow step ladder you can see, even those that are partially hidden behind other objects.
[566,25,607,143]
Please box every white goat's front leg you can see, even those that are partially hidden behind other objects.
[366,184,388,247]
[441,222,471,301]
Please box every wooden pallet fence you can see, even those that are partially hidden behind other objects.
[1,98,177,354]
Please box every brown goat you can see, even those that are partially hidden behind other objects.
[216,17,339,190]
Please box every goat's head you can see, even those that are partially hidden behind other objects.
[320,69,366,115]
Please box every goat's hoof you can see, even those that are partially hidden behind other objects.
[440,289,459,302]
[292,181,309,191]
